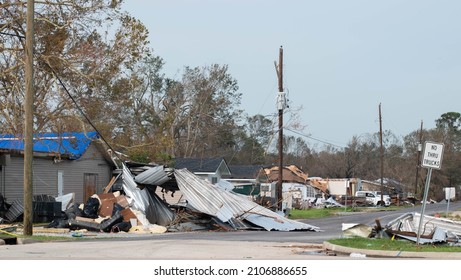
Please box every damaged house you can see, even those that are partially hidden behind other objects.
[258,165,328,210]
[1,145,320,233]
[32,162,320,234]
[0,131,116,223]
[0,131,115,204]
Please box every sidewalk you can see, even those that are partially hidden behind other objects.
[0,237,335,260]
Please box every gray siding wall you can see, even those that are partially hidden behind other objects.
[1,143,113,204]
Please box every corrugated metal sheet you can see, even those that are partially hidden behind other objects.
[174,168,320,232]
[122,164,149,212]
[393,227,450,244]
[122,164,175,226]
[384,212,461,244]
[134,166,170,186]
[386,212,461,237]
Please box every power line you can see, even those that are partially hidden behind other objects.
[6,22,122,162]
[283,127,345,149]
[42,62,123,162]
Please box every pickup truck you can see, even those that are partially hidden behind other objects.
[355,191,391,207]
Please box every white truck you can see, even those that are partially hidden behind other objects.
[355,191,391,207]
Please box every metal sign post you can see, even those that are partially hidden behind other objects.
[446,188,451,218]
[416,141,444,245]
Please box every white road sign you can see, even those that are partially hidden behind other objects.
[421,141,444,169]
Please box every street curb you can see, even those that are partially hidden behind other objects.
[323,241,461,259]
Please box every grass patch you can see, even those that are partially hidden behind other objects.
[329,237,461,252]
[289,207,356,219]
[289,204,415,219]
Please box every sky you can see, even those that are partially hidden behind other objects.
[121,0,461,149]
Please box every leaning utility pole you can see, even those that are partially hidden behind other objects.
[414,120,423,199]
[275,46,284,211]
[23,0,35,236]
[379,103,384,204]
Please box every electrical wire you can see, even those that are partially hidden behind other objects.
[42,62,123,162]
[2,26,122,162]
[283,127,345,149]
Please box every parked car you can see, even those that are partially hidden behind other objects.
[355,191,391,207]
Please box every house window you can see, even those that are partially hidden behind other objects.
[306,185,317,197]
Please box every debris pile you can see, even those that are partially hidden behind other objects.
[379,212,461,244]
[1,163,320,236]
[342,212,461,245]
[174,168,320,232]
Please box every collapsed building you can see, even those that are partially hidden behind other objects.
[258,165,330,210]
[1,162,320,234]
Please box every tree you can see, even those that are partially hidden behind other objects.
[432,112,461,199]
[230,114,274,164]
[436,112,461,150]
[0,0,150,138]
[172,64,243,159]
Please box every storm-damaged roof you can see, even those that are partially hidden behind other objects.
[174,168,320,232]
[6,163,321,235]
[0,131,99,160]
[262,165,309,184]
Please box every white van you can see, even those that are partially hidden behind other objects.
[355,191,391,206]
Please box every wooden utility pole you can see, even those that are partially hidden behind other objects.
[23,0,35,236]
[415,120,423,199]
[276,46,284,211]
[379,103,384,204]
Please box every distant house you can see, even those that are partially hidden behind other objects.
[225,165,263,183]
[258,165,326,209]
[360,178,403,195]
[223,165,264,196]
[0,131,115,204]
[172,157,231,184]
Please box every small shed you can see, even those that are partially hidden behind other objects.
[0,131,115,204]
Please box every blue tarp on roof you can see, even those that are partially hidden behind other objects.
[0,131,99,160]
